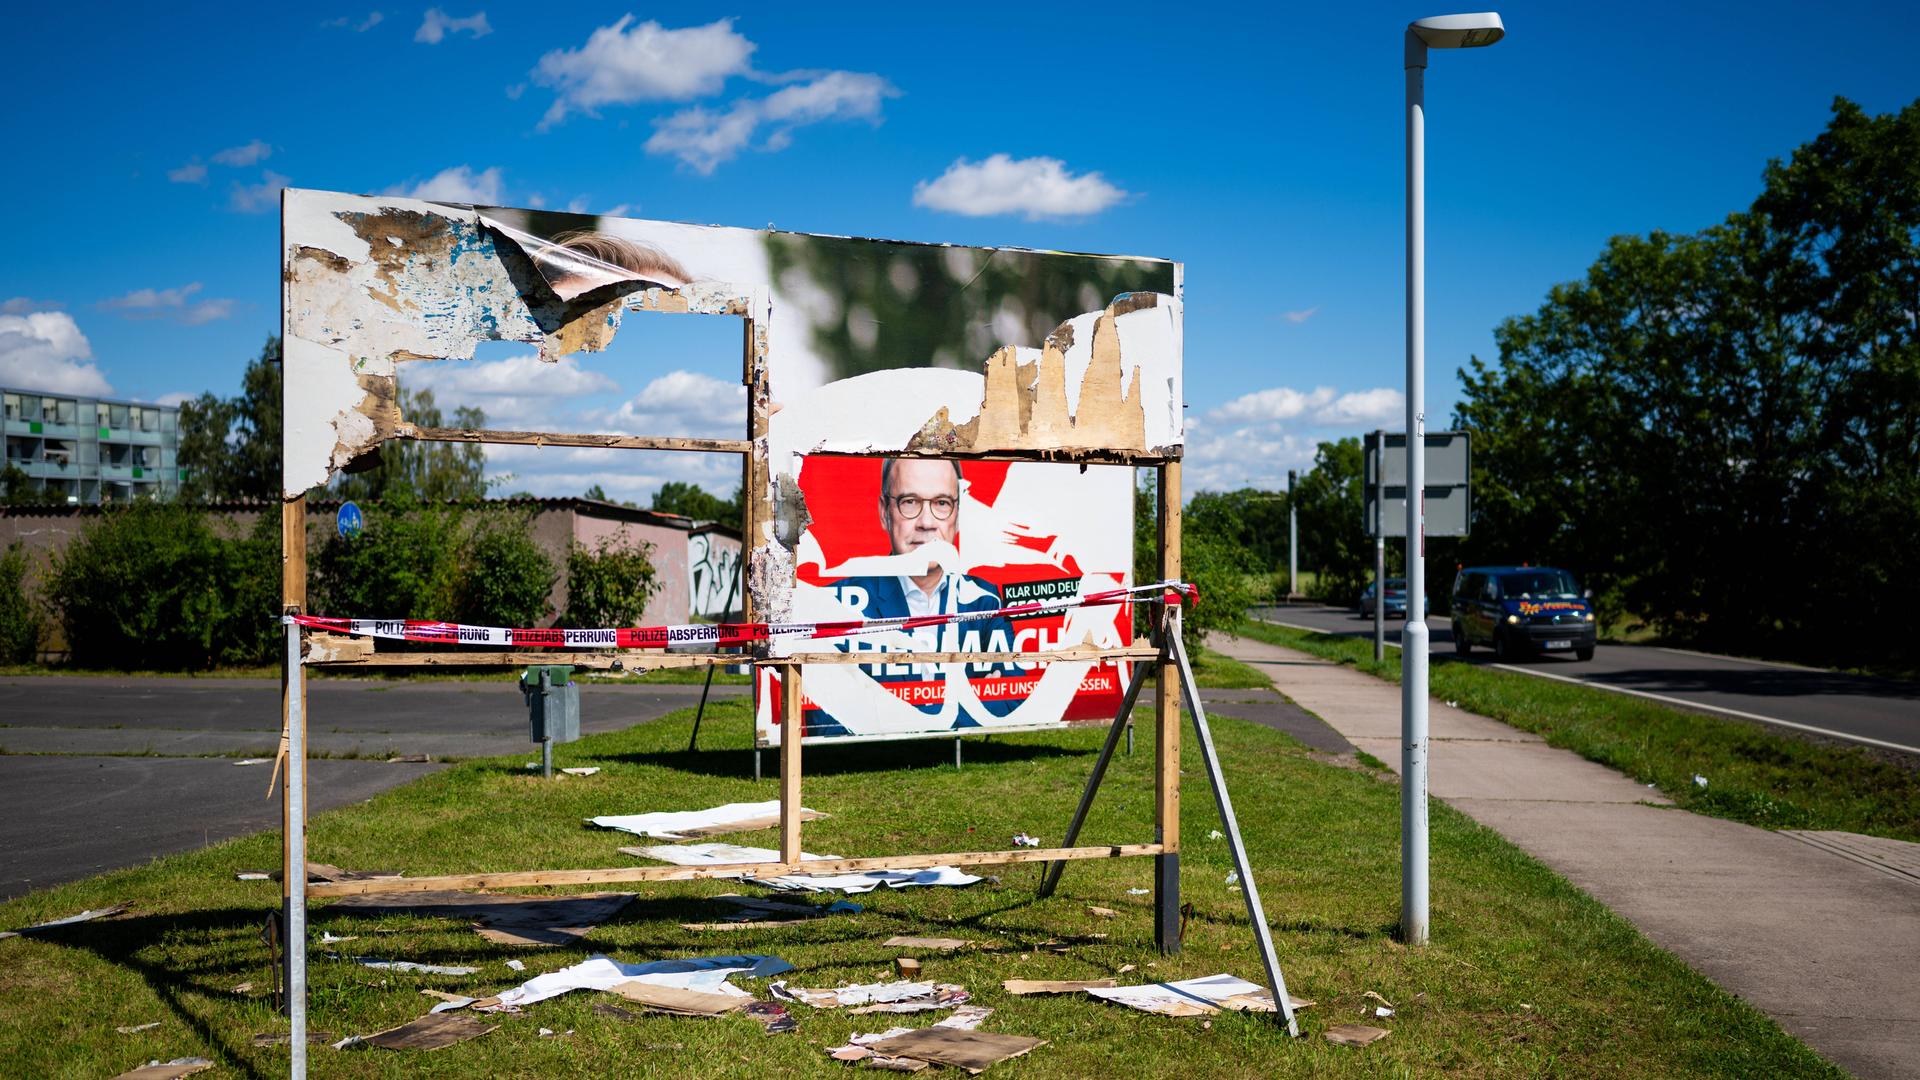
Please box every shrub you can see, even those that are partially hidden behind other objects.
[50,502,276,669]
[311,500,558,628]
[0,541,44,663]
[563,535,660,628]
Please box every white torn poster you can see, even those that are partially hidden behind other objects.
[1085,974,1290,1017]
[772,980,968,1010]
[0,903,129,939]
[350,958,479,976]
[589,801,821,840]
[493,954,792,1009]
[628,843,981,894]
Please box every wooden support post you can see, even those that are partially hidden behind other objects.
[280,497,307,842]
[779,663,804,864]
[1154,461,1183,953]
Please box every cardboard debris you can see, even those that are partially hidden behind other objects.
[360,1011,497,1051]
[328,889,638,947]
[495,954,791,1009]
[108,1058,213,1080]
[590,800,825,840]
[608,980,747,1016]
[0,903,129,939]
[1087,906,1118,919]
[849,986,970,1015]
[1363,990,1394,1009]
[116,1022,162,1034]
[1325,1023,1390,1047]
[1086,974,1304,1017]
[746,1000,798,1034]
[628,843,981,894]
[884,936,970,951]
[829,1009,992,1071]
[896,958,922,978]
[231,982,255,994]
[350,957,478,976]
[867,1027,1046,1074]
[1001,979,1118,996]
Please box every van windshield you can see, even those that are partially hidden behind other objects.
[1498,570,1581,599]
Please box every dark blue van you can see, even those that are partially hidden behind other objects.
[1449,566,1596,661]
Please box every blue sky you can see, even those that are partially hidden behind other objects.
[2,2,1913,498]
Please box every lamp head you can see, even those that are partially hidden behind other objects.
[1409,12,1505,48]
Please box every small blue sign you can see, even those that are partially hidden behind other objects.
[336,501,364,540]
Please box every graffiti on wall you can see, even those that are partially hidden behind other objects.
[688,531,741,619]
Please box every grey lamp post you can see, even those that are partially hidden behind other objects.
[1403,10,1504,947]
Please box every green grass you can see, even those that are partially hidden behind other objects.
[1231,617,1920,843]
[0,698,1835,1078]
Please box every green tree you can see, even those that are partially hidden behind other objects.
[176,337,281,500]
[1292,438,1371,602]
[1454,97,1920,666]
[563,536,660,628]
[651,481,740,523]
[0,542,44,663]
[1,461,50,506]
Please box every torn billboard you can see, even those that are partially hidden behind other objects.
[281,189,1182,745]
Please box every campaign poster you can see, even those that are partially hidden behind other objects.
[756,455,1135,745]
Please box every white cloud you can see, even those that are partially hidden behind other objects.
[1282,305,1320,324]
[0,307,111,396]
[98,282,237,326]
[1180,383,1404,493]
[913,155,1129,221]
[645,70,896,174]
[1214,386,1335,423]
[229,170,289,213]
[154,391,194,407]
[534,16,755,128]
[322,11,384,31]
[167,162,207,184]
[386,165,505,204]
[211,140,272,167]
[415,8,490,44]
[412,354,618,399]
[608,370,745,438]
[1315,387,1403,425]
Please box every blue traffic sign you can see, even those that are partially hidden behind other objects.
[336,501,364,539]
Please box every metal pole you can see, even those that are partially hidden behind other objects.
[1375,536,1387,662]
[1286,469,1298,601]
[282,617,308,1078]
[1402,28,1432,947]
[1169,611,1300,1036]
[954,736,962,770]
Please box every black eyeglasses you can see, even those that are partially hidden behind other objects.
[887,495,957,521]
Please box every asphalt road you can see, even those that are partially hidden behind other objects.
[1249,604,1920,756]
[0,678,748,899]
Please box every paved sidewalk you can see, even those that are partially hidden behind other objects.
[1212,632,1920,1080]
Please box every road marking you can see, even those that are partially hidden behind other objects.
[1249,615,1920,756]
[1487,663,1920,756]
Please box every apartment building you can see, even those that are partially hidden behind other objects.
[1,386,181,504]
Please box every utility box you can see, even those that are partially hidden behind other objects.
[520,666,580,744]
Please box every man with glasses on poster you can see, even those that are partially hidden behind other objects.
[831,457,1023,720]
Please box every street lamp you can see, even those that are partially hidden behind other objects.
[1403,10,1503,948]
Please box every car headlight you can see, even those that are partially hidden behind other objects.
[1583,612,1594,622]
[1505,614,1519,624]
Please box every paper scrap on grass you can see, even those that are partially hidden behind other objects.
[1002,978,1118,996]
[828,1008,995,1069]
[867,1026,1046,1073]
[1085,974,1298,1017]
[1325,1023,1390,1047]
[0,903,129,939]
[746,1000,798,1033]
[628,843,981,894]
[350,957,479,976]
[358,1011,497,1050]
[108,1058,213,1080]
[774,980,967,1013]
[850,986,971,1015]
[493,954,791,1009]
[560,766,600,776]
[590,800,824,840]
[328,889,638,947]
[609,980,748,1016]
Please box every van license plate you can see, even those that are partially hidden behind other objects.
[1543,640,1572,650]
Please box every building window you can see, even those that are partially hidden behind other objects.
[108,403,128,429]
[2,394,19,422]
[54,399,75,424]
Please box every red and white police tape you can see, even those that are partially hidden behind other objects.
[287,580,1197,650]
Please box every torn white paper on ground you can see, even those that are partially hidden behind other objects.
[628,843,981,894]
[351,958,479,976]
[560,767,600,777]
[773,980,934,1008]
[493,954,792,1009]
[1086,974,1290,1017]
[0,903,129,939]
[589,801,822,840]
